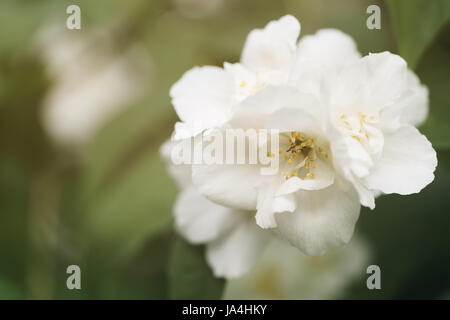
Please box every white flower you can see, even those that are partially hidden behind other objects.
[161,140,270,278]
[36,24,152,146]
[170,15,300,140]
[224,234,370,299]
[164,15,437,278]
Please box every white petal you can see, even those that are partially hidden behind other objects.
[275,179,361,256]
[206,218,270,279]
[241,15,300,74]
[272,194,296,213]
[381,70,429,128]
[294,28,360,71]
[347,174,375,209]
[160,139,192,188]
[329,52,409,117]
[364,125,437,195]
[255,184,278,228]
[192,162,261,211]
[229,86,308,130]
[170,66,233,138]
[289,29,360,98]
[174,186,242,244]
[265,106,324,138]
[255,187,297,229]
[329,130,375,209]
[276,159,335,195]
[400,71,429,127]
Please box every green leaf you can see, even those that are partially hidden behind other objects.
[168,236,225,300]
[416,24,450,150]
[387,0,450,69]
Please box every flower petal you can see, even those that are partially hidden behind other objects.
[170,66,233,138]
[295,28,360,71]
[329,129,375,208]
[192,162,261,211]
[229,86,308,130]
[241,15,300,74]
[400,71,429,127]
[289,29,360,98]
[380,70,429,129]
[364,125,437,195]
[276,158,335,195]
[206,218,270,279]
[265,106,324,138]
[174,186,242,244]
[160,139,192,188]
[275,179,360,256]
[329,52,409,117]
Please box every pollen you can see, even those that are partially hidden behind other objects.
[325,153,329,158]
[306,172,315,179]
[318,146,323,153]
[267,151,271,157]
[279,149,283,154]
[370,116,376,120]
[288,159,293,165]
[340,114,346,119]
[240,80,246,88]
[283,154,288,160]
[291,171,298,177]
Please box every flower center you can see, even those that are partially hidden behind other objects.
[277,131,328,180]
[339,113,376,143]
[338,113,383,158]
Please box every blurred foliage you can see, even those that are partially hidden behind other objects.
[0,0,449,300]
[387,0,450,69]
[169,236,225,299]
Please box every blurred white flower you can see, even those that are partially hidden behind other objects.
[35,24,152,146]
[224,235,370,299]
[163,15,437,279]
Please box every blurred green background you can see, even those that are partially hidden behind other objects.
[0,0,449,299]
